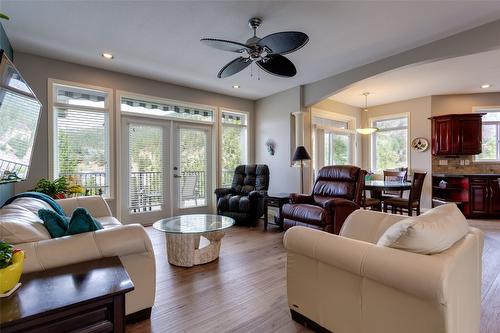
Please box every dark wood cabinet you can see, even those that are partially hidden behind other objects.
[469,176,500,218]
[430,113,485,155]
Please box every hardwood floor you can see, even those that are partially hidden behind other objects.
[127,219,500,333]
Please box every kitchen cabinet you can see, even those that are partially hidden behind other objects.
[469,176,500,218]
[429,114,484,155]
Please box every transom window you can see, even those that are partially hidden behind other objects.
[220,110,248,187]
[51,82,112,197]
[477,110,500,162]
[121,96,214,122]
[370,114,409,172]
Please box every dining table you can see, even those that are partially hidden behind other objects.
[363,180,412,211]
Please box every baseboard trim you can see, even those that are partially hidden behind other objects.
[126,307,152,323]
[290,309,331,333]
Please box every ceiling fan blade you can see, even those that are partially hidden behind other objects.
[257,55,297,77]
[258,31,309,55]
[218,57,252,78]
[201,38,251,53]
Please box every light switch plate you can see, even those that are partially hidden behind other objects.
[439,160,448,166]
[460,160,465,166]
[465,160,470,166]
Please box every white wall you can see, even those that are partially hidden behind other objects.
[360,96,432,208]
[255,87,304,193]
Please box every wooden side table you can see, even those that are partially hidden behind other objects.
[264,193,290,230]
[0,257,134,333]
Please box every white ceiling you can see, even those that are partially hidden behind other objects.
[3,1,500,100]
[330,49,500,107]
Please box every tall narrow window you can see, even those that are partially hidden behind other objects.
[51,82,111,196]
[477,110,500,161]
[221,110,248,187]
[371,114,408,172]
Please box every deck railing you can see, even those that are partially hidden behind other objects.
[61,172,108,196]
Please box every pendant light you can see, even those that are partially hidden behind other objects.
[356,92,379,135]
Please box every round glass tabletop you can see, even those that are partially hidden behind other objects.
[153,214,235,234]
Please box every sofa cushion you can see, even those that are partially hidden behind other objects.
[377,203,469,254]
[38,209,68,238]
[0,203,51,244]
[9,197,55,215]
[282,203,329,227]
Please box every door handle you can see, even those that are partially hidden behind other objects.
[173,174,182,178]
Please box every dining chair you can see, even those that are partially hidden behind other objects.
[382,168,408,199]
[383,172,427,216]
[361,191,381,211]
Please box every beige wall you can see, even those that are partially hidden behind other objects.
[255,86,305,193]
[361,97,433,208]
[14,52,254,214]
[431,92,500,115]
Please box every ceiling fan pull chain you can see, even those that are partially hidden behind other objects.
[250,62,253,78]
[258,65,261,81]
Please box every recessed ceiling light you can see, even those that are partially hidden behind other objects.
[101,52,114,60]
[232,85,240,89]
[481,84,491,89]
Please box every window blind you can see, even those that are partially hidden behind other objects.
[56,108,109,195]
[128,124,163,213]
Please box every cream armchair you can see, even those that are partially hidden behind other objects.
[0,196,156,319]
[283,209,483,333]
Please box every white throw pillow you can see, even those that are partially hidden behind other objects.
[376,204,469,254]
[0,203,51,244]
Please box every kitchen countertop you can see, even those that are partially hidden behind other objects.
[433,173,500,178]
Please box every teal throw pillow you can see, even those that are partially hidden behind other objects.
[38,209,68,238]
[38,207,103,238]
[65,208,103,236]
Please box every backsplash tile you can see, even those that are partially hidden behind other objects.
[432,156,500,174]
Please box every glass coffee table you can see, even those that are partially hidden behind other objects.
[153,214,235,267]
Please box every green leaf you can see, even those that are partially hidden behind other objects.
[0,13,10,20]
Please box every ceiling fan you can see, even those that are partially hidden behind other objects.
[200,17,309,79]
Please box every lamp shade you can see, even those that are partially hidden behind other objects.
[292,146,311,161]
[356,127,379,135]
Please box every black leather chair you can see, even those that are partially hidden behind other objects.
[215,165,269,225]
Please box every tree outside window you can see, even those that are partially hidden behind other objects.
[371,115,408,172]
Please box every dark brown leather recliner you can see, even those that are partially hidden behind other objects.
[282,165,366,234]
[215,164,269,225]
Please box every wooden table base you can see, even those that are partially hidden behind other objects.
[165,231,225,267]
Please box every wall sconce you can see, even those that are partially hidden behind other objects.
[266,139,276,155]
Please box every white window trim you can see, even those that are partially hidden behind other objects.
[219,108,251,187]
[473,106,500,163]
[369,112,410,173]
[311,108,358,169]
[48,78,114,199]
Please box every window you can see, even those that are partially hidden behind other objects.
[121,96,214,122]
[370,114,408,172]
[51,82,112,197]
[311,112,356,179]
[220,110,248,187]
[477,110,500,161]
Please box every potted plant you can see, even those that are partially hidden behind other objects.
[33,177,70,199]
[0,241,24,294]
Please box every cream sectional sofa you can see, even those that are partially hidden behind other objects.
[0,195,156,318]
[284,209,483,333]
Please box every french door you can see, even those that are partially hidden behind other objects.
[121,118,212,224]
[121,118,170,224]
[173,123,212,216]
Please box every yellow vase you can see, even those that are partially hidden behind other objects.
[0,251,24,294]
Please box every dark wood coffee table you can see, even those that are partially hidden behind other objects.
[264,193,290,230]
[0,257,134,333]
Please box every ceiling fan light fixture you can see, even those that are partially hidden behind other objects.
[201,17,309,79]
[232,85,240,89]
[481,84,491,89]
[101,52,114,60]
